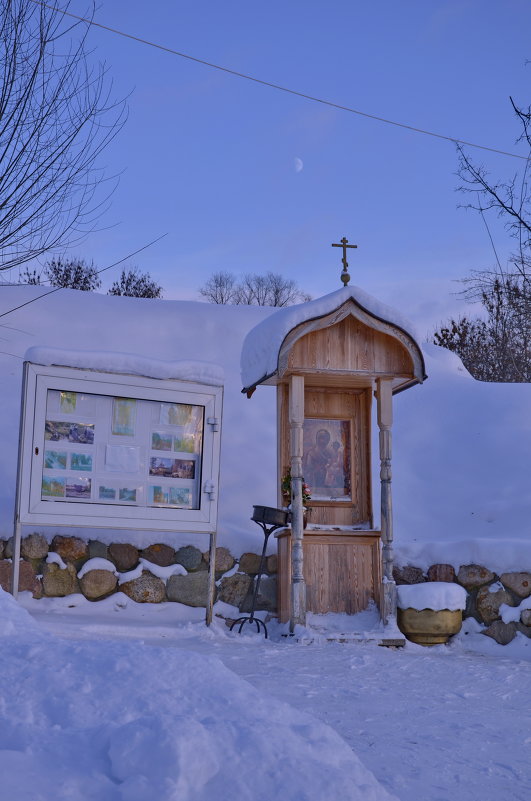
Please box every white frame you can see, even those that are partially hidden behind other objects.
[17,363,223,534]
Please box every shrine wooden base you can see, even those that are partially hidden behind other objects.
[276,528,382,623]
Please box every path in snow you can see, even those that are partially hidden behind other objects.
[22,597,531,801]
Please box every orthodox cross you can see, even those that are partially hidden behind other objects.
[331,237,357,286]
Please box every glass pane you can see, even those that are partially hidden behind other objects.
[302,418,351,501]
[41,390,204,510]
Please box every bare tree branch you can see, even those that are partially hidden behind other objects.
[0,0,127,270]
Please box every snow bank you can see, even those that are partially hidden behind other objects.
[397,582,467,611]
[0,587,396,801]
[241,285,421,390]
[1,285,531,568]
[26,346,224,385]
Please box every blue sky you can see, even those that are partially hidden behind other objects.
[15,1,531,336]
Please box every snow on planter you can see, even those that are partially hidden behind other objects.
[397,582,467,612]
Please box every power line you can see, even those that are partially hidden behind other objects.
[0,233,167,321]
[30,0,530,163]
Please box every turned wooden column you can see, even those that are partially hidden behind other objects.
[289,374,306,631]
[376,377,396,624]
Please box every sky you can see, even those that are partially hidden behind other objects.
[7,0,531,337]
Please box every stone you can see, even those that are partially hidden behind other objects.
[521,609,531,627]
[175,545,203,572]
[0,541,4,559]
[4,537,13,559]
[42,562,80,597]
[202,547,235,576]
[238,552,263,575]
[516,621,531,638]
[218,573,252,607]
[21,533,49,560]
[51,535,89,564]
[476,586,515,625]
[166,572,211,607]
[0,559,42,597]
[427,563,455,583]
[464,590,479,621]
[482,620,517,645]
[241,576,277,613]
[500,572,531,599]
[266,554,278,574]
[88,540,109,560]
[80,569,118,600]
[456,564,495,590]
[120,572,166,603]
[141,543,175,567]
[393,565,425,585]
[109,542,139,572]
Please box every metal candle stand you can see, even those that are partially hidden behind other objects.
[230,505,290,639]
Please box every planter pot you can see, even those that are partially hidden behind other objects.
[397,607,463,646]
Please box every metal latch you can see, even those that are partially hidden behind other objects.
[203,480,216,500]
[207,417,220,432]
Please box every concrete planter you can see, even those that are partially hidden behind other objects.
[397,607,463,646]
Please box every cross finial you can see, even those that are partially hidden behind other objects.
[331,237,357,286]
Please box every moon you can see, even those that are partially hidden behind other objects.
[294,157,304,173]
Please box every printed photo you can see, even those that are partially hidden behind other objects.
[42,476,66,497]
[99,486,116,500]
[59,391,77,414]
[149,486,192,508]
[119,487,137,502]
[65,477,91,499]
[112,398,136,436]
[159,402,193,426]
[150,485,169,505]
[169,487,191,508]
[149,457,195,479]
[44,450,67,470]
[172,459,195,479]
[151,431,173,451]
[149,457,174,477]
[70,453,93,471]
[173,435,196,453]
[45,420,94,444]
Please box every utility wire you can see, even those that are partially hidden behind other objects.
[30,0,530,162]
[0,233,168,321]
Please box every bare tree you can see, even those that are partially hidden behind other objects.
[456,96,531,280]
[198,271,239,304]
[108,267,163,298]
[199,270,310,306]
[0,1,126,270]
[434,92,531,381]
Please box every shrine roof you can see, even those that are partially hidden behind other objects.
[240,285,424,393]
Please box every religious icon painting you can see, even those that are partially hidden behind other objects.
[302,418,351,500]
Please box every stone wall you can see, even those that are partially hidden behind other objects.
[0,535,277,617]
[394,562,531,645]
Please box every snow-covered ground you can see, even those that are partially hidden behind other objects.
[7,590,531,801]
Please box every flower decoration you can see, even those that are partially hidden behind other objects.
[281,467,311,504]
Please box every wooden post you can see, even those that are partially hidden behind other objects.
[289,374,306,631]
[376,377,396,624]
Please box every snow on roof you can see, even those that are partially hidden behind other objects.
[240,285,423,391]
[25,346,224,385]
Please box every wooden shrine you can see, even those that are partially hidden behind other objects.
[241,247,426,630]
